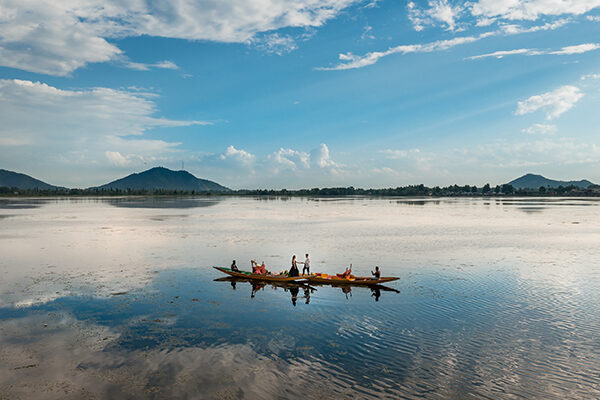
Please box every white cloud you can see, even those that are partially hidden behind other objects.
[468,48,538,59]
[221,145,255,164]
[522,124,557,135]
[361,25,375,40]
[408,0,464,31]
[381,149,422,159]
[269,144,341,173]
[310,143,341,170]
[0,79,207,184]
[497,18,570,34]
[319,15,571,70]
[317,34,485,70]
[581,73,600,80]
[588,15,600,21]
[471,0,600,21]
[270,148,311,171]
[105,151,131,166]
[550,43,600,54]
[124,60,180,71]
[249,31,317,55]
[516,85,584,120]
[468,42,600,59]
[0,0,357,76]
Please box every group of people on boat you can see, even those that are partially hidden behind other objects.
[230,255,382,280]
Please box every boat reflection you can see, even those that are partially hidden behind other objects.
[214,277,315,306]
[309,283,400,301]
[214,277,400,302]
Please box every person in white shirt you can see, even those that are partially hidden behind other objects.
[300,253,311,275]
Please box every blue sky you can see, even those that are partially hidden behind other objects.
[1,0,599,189]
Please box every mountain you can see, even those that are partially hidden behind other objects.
[0,169,65,190]
[508,173,594,189]
[92,167,230,192]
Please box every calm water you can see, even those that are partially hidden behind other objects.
[1,196,600,399]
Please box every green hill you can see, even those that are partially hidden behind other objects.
[0,169,65,190]
[508,173,594,189]
[92,167,230,192]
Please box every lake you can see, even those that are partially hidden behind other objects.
[1,196,599,399]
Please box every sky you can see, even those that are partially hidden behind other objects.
[1,0,599,189]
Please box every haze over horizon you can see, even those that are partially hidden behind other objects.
[1,1,600,189]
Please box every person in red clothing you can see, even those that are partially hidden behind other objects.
[251,260,267,275]
[337,264,352,278]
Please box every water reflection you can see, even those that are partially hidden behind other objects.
[214,277,399,303]
[0,198,49,209]
[105,196,221,209]
[214,277,315,305]
[2,197,600,399]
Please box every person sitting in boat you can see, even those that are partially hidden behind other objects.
[231,260,239,272]
[289,255,300,277]
[337,264,352,278]
[251,260,267,275]
[371,266,380,279]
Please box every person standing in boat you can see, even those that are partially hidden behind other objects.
[371,266,381,279]
[299,253,311,275]
[289,255,300,277]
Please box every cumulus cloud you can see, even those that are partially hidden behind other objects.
[406,0,594,31]
[470,0,600,21]
[0,79,207,184]
[269,144,341,173]
[515,85,584,120]
[0,0,357,76]
[221,145,255,164]
[408,0,464,31]
[270,148,311,171]
[105,151,131,167]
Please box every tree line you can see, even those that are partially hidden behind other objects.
[1,183,598,197]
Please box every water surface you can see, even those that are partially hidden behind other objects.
[1,196,599,399]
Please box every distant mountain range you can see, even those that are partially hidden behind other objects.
[91,167,230,192]
[1,168,595,193]
[0,169,66,190]
[1,167,230,192]
[508,174,595,189]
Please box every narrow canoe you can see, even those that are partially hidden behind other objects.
[214,266,304,282]
[305,273,399,286]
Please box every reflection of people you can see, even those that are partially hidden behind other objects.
[231,260,239,272]
[230,281,237,290]
[251,282,265,298]
[371,287,381,302]
[371,266,380,279]
[299,253,311,275]
[304,288,311,304]
[289,255,299,277]
[289,286,299,306]
[341,286,352,299]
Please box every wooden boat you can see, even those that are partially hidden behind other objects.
[214,266,305,282]
[305,273,399,286]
